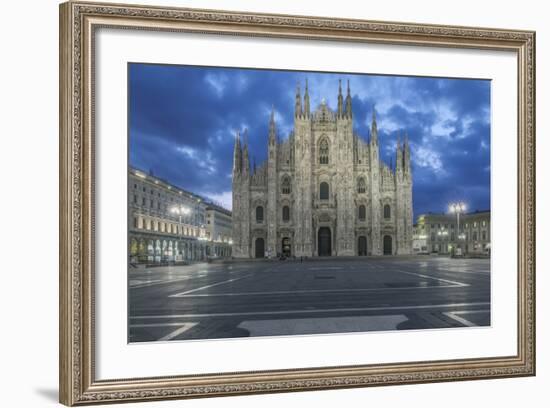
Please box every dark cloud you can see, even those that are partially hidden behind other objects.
[129,63,491,218]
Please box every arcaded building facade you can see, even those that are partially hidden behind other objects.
[128,167,232,263]
[231,80,413,258]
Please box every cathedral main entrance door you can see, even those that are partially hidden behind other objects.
[282,237,291,258]
[255,238,265,258]
[318,227,332,256]
[358,236,367,256]
[383,235,392,255]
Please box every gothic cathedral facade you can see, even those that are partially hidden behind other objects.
[231,80,413,258]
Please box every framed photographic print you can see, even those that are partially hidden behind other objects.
[59,1,536,405]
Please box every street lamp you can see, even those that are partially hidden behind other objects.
[449,202,467,255]
[170,205,190,262]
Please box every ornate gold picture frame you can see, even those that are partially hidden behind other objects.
[59,1,535,405]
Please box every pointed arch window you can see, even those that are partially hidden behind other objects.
[320,182,329,200]
[358,205,366,221]
[319,138,329,164]
[282,206,290,222]
[383,204,391,219]
[256,206,264,223]
[357,177,366,194]
[281,176,291,194]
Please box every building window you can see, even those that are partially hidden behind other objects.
[451,232,455,241]
[142,197,146,206]
[319,182,329,200]
[133,195,137,204]
[281,176,291,194]
[383,204,391,219]
[319,138,329,164]
[431,233,435,241]
[282,206,290,222]
[358,205,366,221]
[482,231,487,240]
[473,231,478,241]
[256,206,264,223]
[133,217,138,228]
[357,177,366,194]
[482,220,487,227]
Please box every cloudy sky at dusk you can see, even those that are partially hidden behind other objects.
[129,63,491,220]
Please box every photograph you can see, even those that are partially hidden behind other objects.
[127,64,491,342]
[56,1,536,404]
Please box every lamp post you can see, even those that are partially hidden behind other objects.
[170,205,190,262]
[449,202,466,256]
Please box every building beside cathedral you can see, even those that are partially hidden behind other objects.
[231,80,413,258]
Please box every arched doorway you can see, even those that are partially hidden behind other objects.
[318,227,332,256]
[130,238,138,257]
[255,238,265,258]
[147,240,154,262]
[138,239,147,263]
[154,240,161,263]
[282,237,291,257]
[358,236,367,256]
[383,235,392,255]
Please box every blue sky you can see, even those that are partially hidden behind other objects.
[129,63,491,220]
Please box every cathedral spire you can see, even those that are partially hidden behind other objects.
[396,132,403,173]
[337,79,344,117]
[232,130,242,176]
[345,79,352,117]
[303,78,310,117]
[269,104,276,139]
[371,105,378,145]
[243,127,249,146]
[269,105,277,147]
[242,128,250,175]
[404,131,411,173]
[295,82,302,117]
